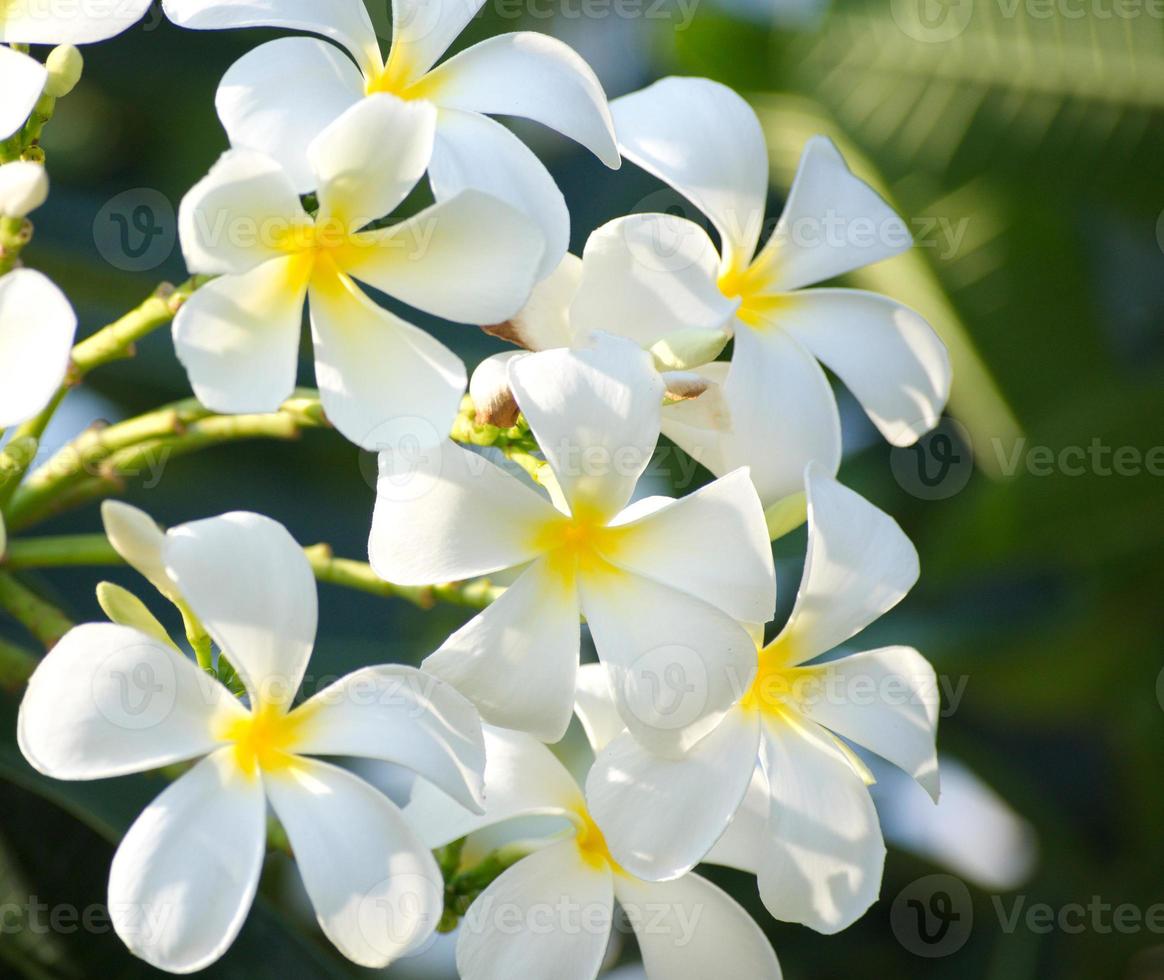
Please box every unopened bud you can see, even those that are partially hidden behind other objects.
[0,161,48,219]
[469,351,522,428]
[649,327,731,372]
[44,45,84,98]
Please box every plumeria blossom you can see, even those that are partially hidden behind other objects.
[18,510,487,972]
[582,464,939,934]
[404,724,782,980]
[174,93,543,449]
[162,0,620,278]
[0,268,77,428]
[1,2,151,137]
[369,332,776,747]
[571,76,952,507]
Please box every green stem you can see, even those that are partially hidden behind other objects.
[0,535,120,568]
[0,635,37,691]
[0,572,73,649]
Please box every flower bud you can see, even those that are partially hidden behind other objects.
[0,161,48,219]
[649,326,731,372]
[44,45,84,98]
[469,351,522,428]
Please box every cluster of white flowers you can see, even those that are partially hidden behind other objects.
[2,1,954,977]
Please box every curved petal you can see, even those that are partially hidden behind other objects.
[0,46,46,140]
[310,93,435,227]
[429,107,567,280]
[308,271,465,450]
[216,37,364,194]
[509,333,663,521]
[265,758,443,968]
[496,252,582,351]
[369,440,557,585]
[703,763,769,873]
[423,560,580,743]
[752,136,911,294]
[0,268,76,427]
[586,709,759,880]
[162,0,382,75]
[573,663,624,755]
[776,288,951,446]
[612,77,769,272]
[664,324,841,508]
[387,0,485,83]
[17,623,242,780]
[164,512,318,709]
[777,464,919,665]
[1,0,151,44]
[578,571,756,756]
[614,872,781,980]
[795,646,940,800]
[172,255,309,415]
[421,32,619,167]
[456,840,612,980]
[571,214,738,348]
[108,748,266,973]
[404,726,583,848]
[341,189,544,324]
[758,715,885,934]
[178,148,311,276]
[605,468,775,624]
[294,664,486,811]
[100,502,175,599]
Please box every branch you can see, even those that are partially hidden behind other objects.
[0,572,73,649]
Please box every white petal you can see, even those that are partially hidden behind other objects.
[777,289,950,445]
[578,572,756,756]
[404,726,583,848]
[171,256,308,415]
[309,93,435,226]
[101,502,174,599]
[164,512,318,709]
[607,468,775,624]
[586,710,759,880]
[0,46,45,140]
[216,38,364,194]
[308,272,465,450]
[387,0,484,82]
[663,325,841,508]
[423,561,580,743]
[421,32,619,168]
[571,214,738,348]
[612,77,769,271]
[614,873,781,980]
[753,136,911,293]
[796,646,940,800]
[369,440,557,585]
[758,715,885,933]
[162,0,382,75]
[294,664,486,811]
[0,160,48,218]
[108,749,266,973]
[341,189,544,324]
[573,662,623,754]
[509,333,663,520]
[704,764,769,873]
[1,0,151,44]
[429,107,567,280]
[17,624,242,780]
[779,464,919,664]
[177,149,311,276]
[500,252,581,350]
[265,758,443,968]
[0,268,76,427]
[456,840,612,980]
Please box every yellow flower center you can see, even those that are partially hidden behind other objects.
[364,50,436,100]
[574,809,625,874]
[533,508,627,584]
[716,261,789,329]
[739,634,812,718]
[217,702,313,779]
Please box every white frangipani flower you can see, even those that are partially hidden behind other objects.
[174,93,543,449]
[162,0,620,278]
[369,332,775,747]
[571,76,952,507]
[18,510,487,972]
[0,268,77,427]
[404,725,782,980]
[0,159,48,217]
[582,464,940,935]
